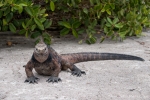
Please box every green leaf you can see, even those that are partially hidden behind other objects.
[107,31,114,36]
[72,21,81,28]
[104,4,110,10]
[89,0,94,5]
[107,17,113,24]
[9,23,16,33]
[50,1,55,11]
[141,17,148,23]
[95,0,100,4]
[0,11,3,18]
[31,31,41,39]
[78,28,85,34]
[26,19,33,27]
[42,32,51,45]
[105,23,112,27]
[25,6,33,16]
[71,0,76,7]
[13,20,20,27]
[89,36,97,44]
[137,14,142,20]
[0,3,3,7]
[25,31,28,37]
[6,13,13,22]
[40,18,46,23]
[106,10,111,15]
[58,21,63,26]
[58,21,71,29]
[43,13,48,17]
[104,26,109,33]
[22,22,26,29]
[120,9,124,16]
[143,22,150,26]
[42,32,50,38]
[97,11,101,19]
[135,27,142,35]
[86,39,91,44]
[129,29,134,36]
[3,19,7,25]
[60,28,70,36]
[113,18,119,24]
[14,4,23,14]
[39,9,46,14]
[83,8,88,14]
[19,29,26,35]
[34,18,44,30]
[44,37,51,45]
[100,18,106,28]
[78,40,83,44]
[101,7,105,12]
[4,7,10,16]
[66,22,72,28]
[19,3,27,7]
[114,23,123,28]
[110,3,115,9]
[100,36,105,43]
[86,36,97,44]
[2,25,8,31]
[35,38,40,44]
[44,19,52,29]
[90,19,97,27]
[31,25,36,31]
[118,31,126,39]
[72,29,78,38]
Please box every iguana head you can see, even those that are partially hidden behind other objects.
[33,39,49,63]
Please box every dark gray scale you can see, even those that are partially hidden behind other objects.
[31,54,55,76]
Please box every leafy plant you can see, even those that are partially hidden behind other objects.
[0,0,52,44]
[0,0,150,44]
[51,0,150,44]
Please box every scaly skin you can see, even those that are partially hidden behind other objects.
[24,40,144,83]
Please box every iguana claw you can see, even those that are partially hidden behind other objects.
[46,76,61,83]
[24,76,39,84]
[71,70,86,77]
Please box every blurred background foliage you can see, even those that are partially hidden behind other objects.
[0,0,150,44]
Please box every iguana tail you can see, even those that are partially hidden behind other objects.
[61,52,144,64]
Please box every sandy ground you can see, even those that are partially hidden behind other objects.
[0,32,150,100]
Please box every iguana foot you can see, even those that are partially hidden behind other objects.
[46,76,61,83]
[71,69,86,77]
[24,76,39,84]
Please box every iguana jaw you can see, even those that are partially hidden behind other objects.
[33,42,49,63]
[33,52,49,63]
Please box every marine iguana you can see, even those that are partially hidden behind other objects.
[24,39,144,83]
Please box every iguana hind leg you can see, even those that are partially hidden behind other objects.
[61,59,86,76]
[71,65,86,76]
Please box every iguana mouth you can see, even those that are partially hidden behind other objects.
[33,52,49,63]
[36,53,48,56]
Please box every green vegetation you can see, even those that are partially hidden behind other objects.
[0,0,150,44]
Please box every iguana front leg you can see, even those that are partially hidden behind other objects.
[46,58,61,83]
[24,61,39,83]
